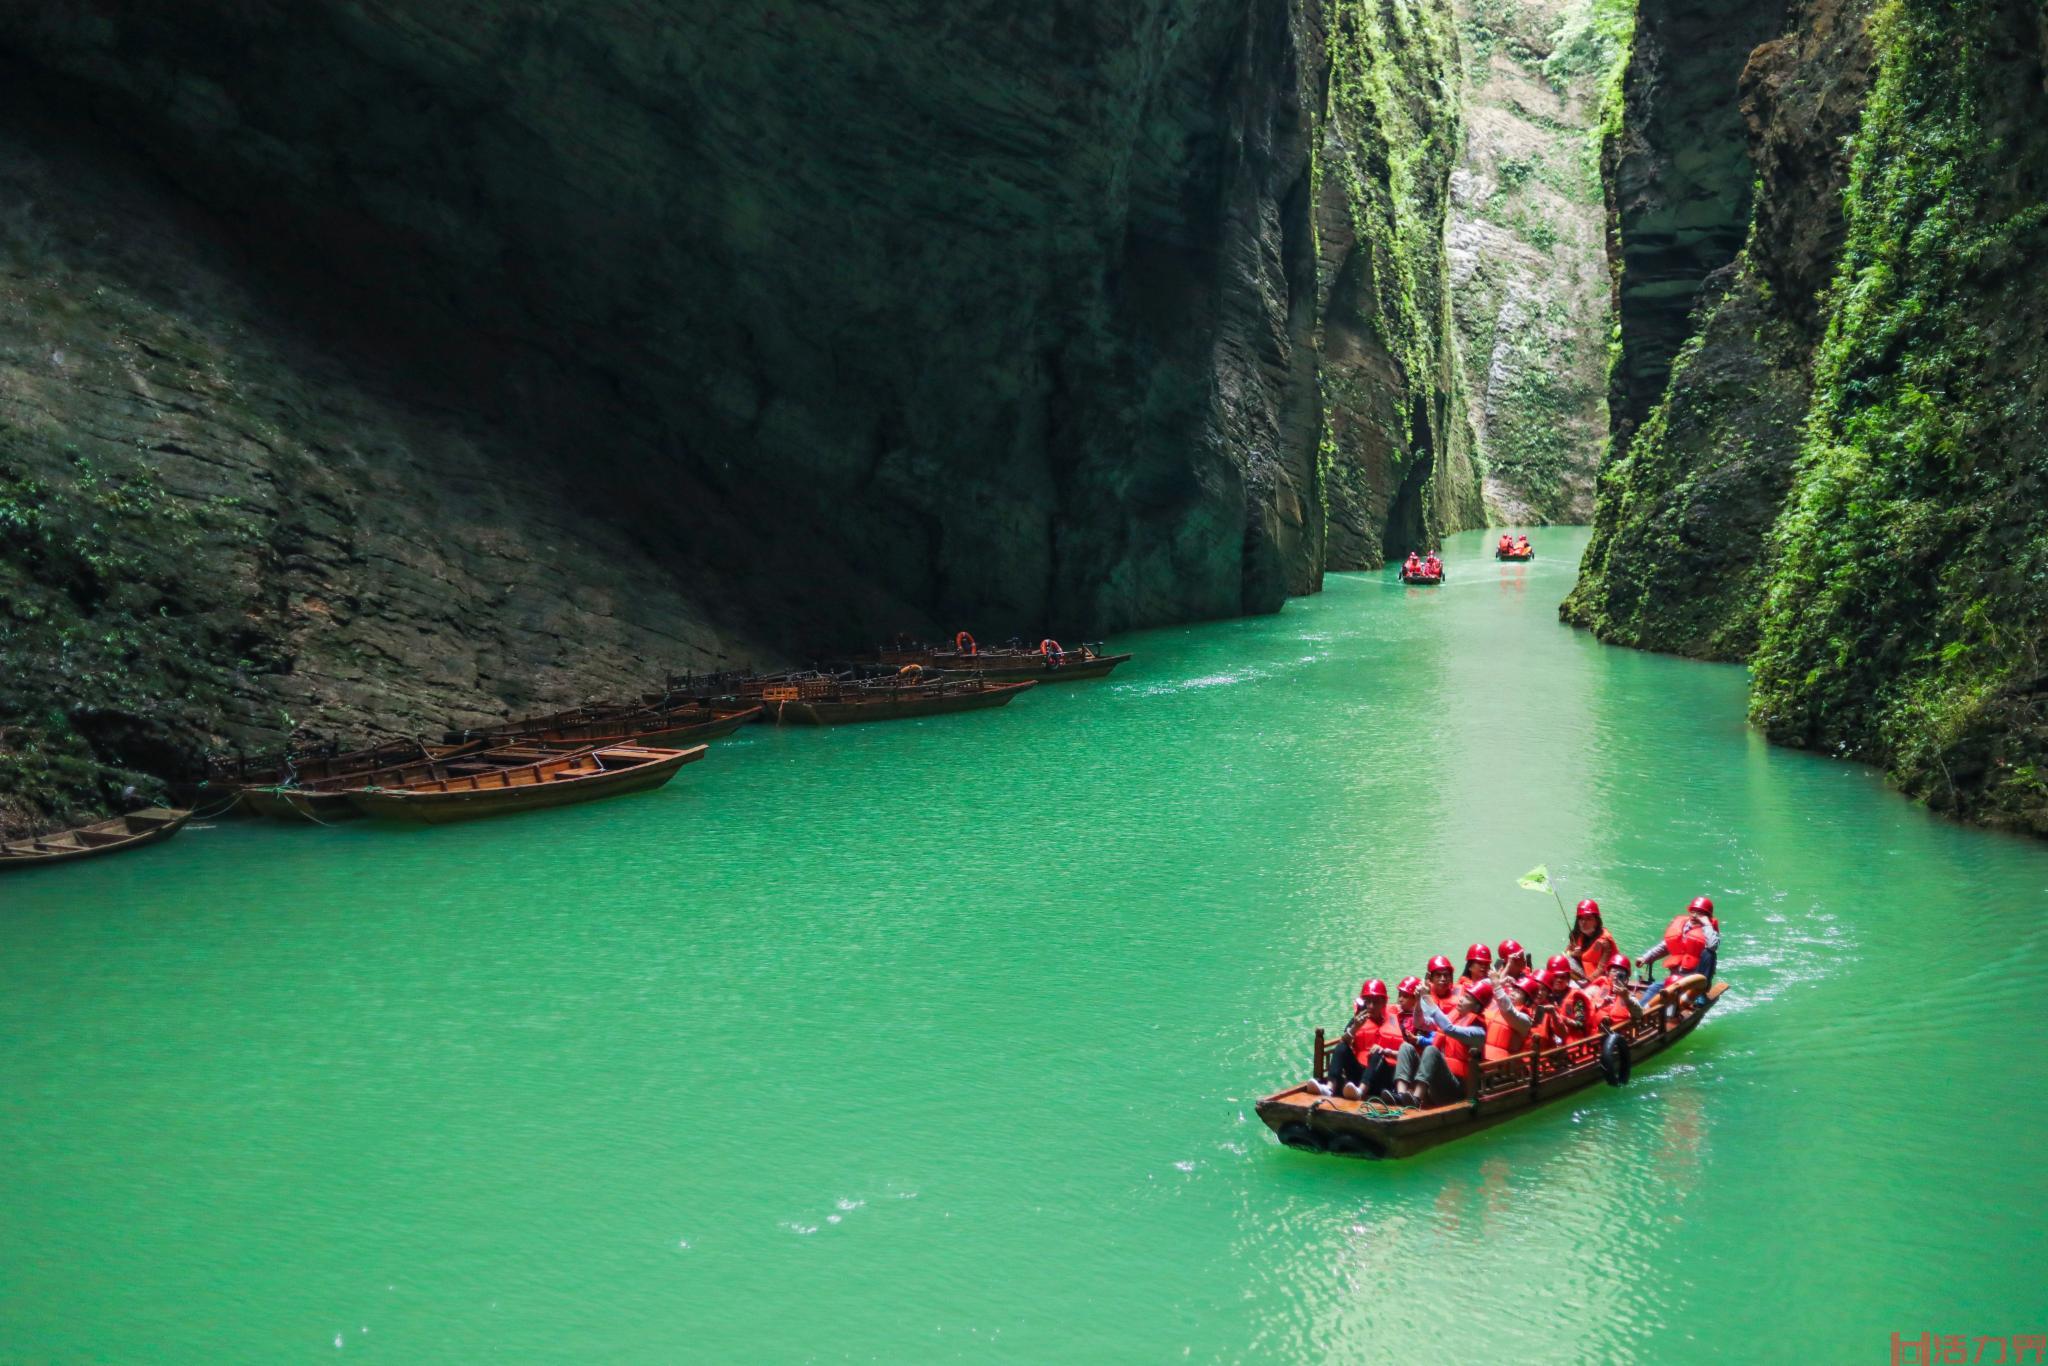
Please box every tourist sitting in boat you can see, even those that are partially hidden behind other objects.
[1638,896,1720,1008]
[1587,955,1645,1030]
[1325,979,1408,1099]
[1482,975,1540,1061]
[1403,551,1425,578]
[1497,938,1532,978]
[1388,979,1492,1107]
[1542,955,1573,999]
[1459,942,1491,991]
[1568,899,1618,981]
[1423,552,1443,578]
[1553,989,1598,1048]
[1394,976,1425,1041]
[1498,534,1513,556]
[1515,535,1531,553]
[1422,954,1457,1016]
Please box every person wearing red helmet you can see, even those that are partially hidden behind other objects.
[1639,896,1720,1009]
[1389,978,1491,1107]
[1324,979,1407,1099]
[1423,955,1458,1015]
[1587,954,1644,1030]
[1459,942,1492,992]
[1497,939,1531,977]
[1553,988,1598,1048]
[1482,974,1541,1061]
[1394,976,1426,1043]
[1568,900,1618,981]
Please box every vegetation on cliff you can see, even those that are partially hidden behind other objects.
[1749,0,2048,833]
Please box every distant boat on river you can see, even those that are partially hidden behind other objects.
[861,638,1132,683]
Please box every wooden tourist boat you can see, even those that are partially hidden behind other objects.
[1495,546,1535,561]
[1255,981,1728,1159]
[236,743,584,822]
[867,641,1131,683]
[0,807,192,871]
[476,702,764,748]
[211,736,484,790]
[759,676,1035,724]
[345,744,706,824]
[1399,568,1445,585]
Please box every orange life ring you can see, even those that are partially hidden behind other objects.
[1040,638,1063,667]
[954,631,976,656]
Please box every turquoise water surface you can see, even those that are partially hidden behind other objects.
[3,526,2044,1361]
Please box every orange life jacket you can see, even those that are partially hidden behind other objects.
[1662,914,1710,973]
[1587,981,1633,1029]
[1482,1004,1528,1062]
[1555,991,1597,1046]
[1434,1008,1475,1080]
[1574,930,1617,980]
[1351,1007,1405,1063]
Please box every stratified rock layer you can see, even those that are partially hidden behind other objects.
[0,1,1477,829]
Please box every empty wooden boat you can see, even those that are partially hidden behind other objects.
[479,702,764,748]
[345,744,706,824]
[0,807,192,871]
[867,640,1131,683]
[760,676,1034,724]
[237,743,585,822]
[211,737,485,792]
[1255,982,1728,1159]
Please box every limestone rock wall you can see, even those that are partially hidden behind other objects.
[0,0,1477,829]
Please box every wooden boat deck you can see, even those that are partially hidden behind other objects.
[762,678,1034,724]
[1256,982,1728,1158]
[0,807,192,870]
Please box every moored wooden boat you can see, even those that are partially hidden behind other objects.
[0,807,192,871]
[345,744,706,824]
[761,676,1034,724]
[1255,982,1728,1159]
[867,641,1131,683]
[477,702,763,748]
[236,743,585,822]
[211,737,484,790]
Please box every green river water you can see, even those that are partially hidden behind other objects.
[3,526,2044,1362]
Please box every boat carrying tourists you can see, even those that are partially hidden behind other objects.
[1266,889,1729,1157]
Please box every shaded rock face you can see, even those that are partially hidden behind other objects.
[1571,0,2048,836]
[1565,0,1872,657]
[1445,0,1618,524]
[0,0,1476,828]
[1602,0,1787,453]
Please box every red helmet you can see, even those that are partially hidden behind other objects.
[1465,942,1492,967]
[1360,979,1388,1000]
[1397,976,1423,995]
[1689,896,1715,916]
[1542,966,1571,991]
[1427,955,1453,974]
[1576,898,1601,920]
[1497,938,1525,961]
[1464,979,1495,1008]
[1610,954,1632,973]
[1515,973,1544,998]
[1546,954,1572,976]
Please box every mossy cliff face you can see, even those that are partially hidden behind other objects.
[1750,0,2048,834]
[1564,0,1873,657]
[0,0,1475,829]
[1569,0,2048,836]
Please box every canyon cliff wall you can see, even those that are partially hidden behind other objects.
[1567,0,2048,835]
[1445,0,1620,523]
[0,0,1477,830]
